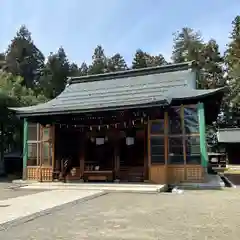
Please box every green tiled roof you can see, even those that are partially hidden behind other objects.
[10,62,225,117]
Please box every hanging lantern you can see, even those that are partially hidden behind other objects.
[90,126,92,131]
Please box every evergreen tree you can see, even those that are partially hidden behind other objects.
[69,63,80,77]
[225,16,240,108]
[5,25,45,88]
[39,47,70,99]
[132,49,167,69]
[107,53,128,72]
[79,62,88,76]
[172,28,225,90]
[200,39,225,89]
[88,45,107,74]
[132,49,148,69]
[0,53,6,70]
[172,27,203,64]
[145,54,167,67]
[225,16,240,69]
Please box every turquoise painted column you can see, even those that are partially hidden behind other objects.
[23,118,28,179]
[197,102,208,169]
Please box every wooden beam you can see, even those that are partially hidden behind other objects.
[51,124,55,174]
[164,111,168,165]
[79,133,85,179]
[25,107,168,126]
[143,124,148,180]
[147,120,151,180]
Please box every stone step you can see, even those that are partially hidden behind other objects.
[14,181,167,193]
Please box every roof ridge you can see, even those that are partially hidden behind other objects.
[67,61,194,85]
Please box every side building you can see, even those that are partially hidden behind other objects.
[11,62,225,184]
[217,128,240,165]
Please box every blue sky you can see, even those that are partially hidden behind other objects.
[1,0,240,65]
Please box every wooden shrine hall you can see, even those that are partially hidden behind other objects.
[11,62,225,184]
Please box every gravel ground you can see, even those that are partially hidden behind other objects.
[0,182,45,201]
[1,190,240,240]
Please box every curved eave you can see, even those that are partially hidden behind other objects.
[9,87,227,118]
[9,98,58,117]
[9,98,171,118]
[171,87,227,102]
[171,87,226,124]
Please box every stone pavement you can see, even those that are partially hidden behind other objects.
[0,189,104,230]
[2,190,240,240]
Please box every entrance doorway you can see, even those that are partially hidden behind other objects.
[84,137,114,171]
[54,125,82,179]
[83,132,115,182]
[119,128,145,182]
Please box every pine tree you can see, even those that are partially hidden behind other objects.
[69,63,80,77]
[88,45,107,74]
[5,25,45,88]
[39,47,70,99]
[225,16,240,69]
[132,49,167,69]
[107,53,128,72]
[145,54,167,67]
[200,39,225,89]
[0,53,6,70]
[225,16,240,108]
[172,27,203,64]
[79,62,88,76]
[132,49,148,69]
[172,28,225,89]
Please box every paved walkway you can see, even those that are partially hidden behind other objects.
[2,190,240,240]
[0,189,103,229]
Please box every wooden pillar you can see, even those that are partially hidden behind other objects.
[198,102,208,170]
[79,134,85,179]
[23,118,28,180]
[143,124,148,180]
[51,124,55,171]
[114,139,120,180]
